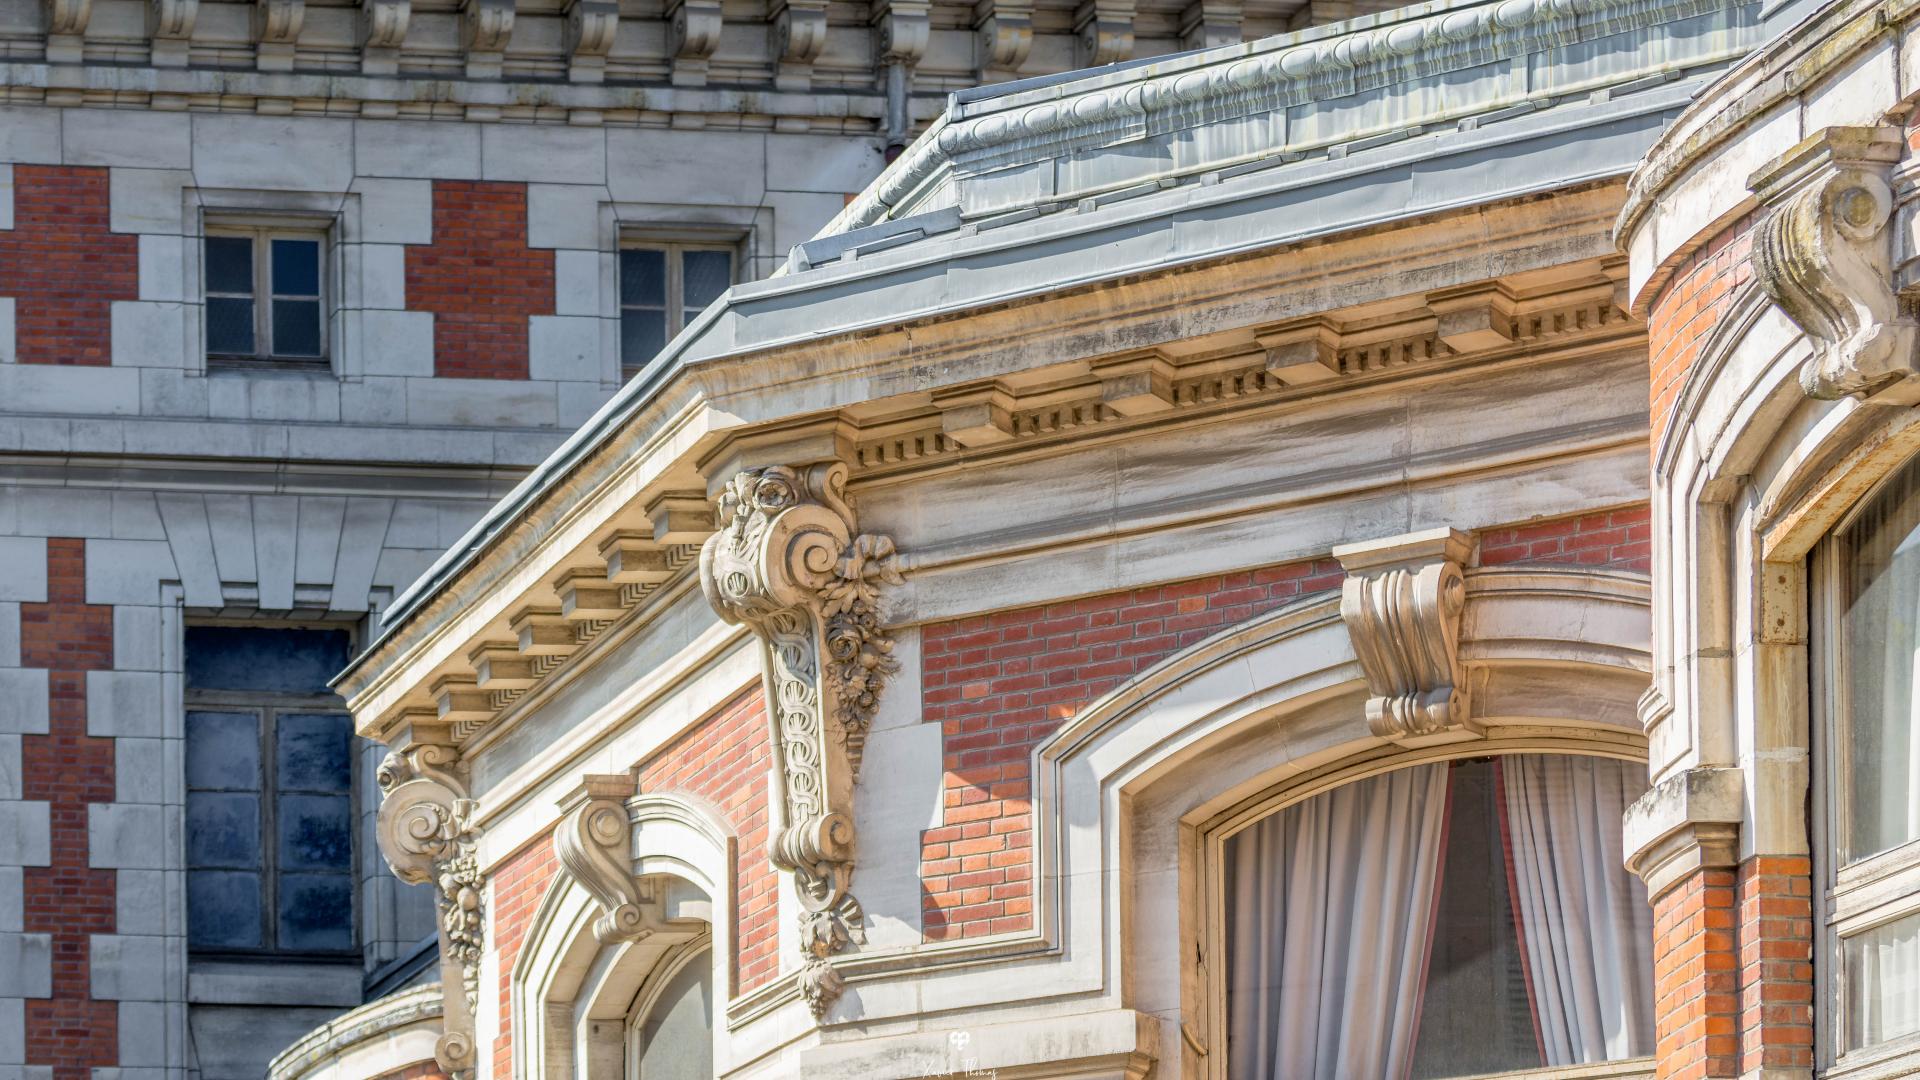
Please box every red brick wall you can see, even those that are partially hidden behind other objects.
[0,166,139,366]
[918,558,1345,940]
[19,539,118,1079]
[1653,865,1740,1079]
[404,181,554,380]
[1478,505,1652,572]
[1647,216,1755,457]
[1736,856,1814,1074]
[635,686,778,994]
[490,832,559,1080]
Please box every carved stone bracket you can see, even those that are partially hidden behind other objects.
[770,0,828,89]
[376,740,483,1077]
[666,0,721,85]
[698,461,902,1020]
[873,0,929,68]
[147,0,199,65]
[1333,527,1478,746]
[359,0,410,73]
[253,0,305,71]
[44,0,91,62]
[554,774,680,944]
[460,0,514,77]
[972,0,1032,79]
[1750,126,1918,402]
[562,0,617,81]
[1073,0,1133,67]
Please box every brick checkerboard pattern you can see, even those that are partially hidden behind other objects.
[20,538,118,1078]
[0,165,139,366]
[404,180,556,380]
[917,506,1654,941]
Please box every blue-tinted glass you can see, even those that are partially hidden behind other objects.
[277,713,351,792]
[621,249,666,306]
[271,299,321,357]
[271,238,320,296]
[185,627,351,693]
[278,873,353,952]
[188,870,262,949]
[278,793,351,871]
[205,237,253,294]
[206,297,255,355]
[187,792,260,869]
[622,309,666,366]
[186,711,261,791]
[682,249,731,312]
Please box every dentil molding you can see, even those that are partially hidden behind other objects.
[1333,527,1478,746]
[375,740,483,1077]
[698,460,903,1020]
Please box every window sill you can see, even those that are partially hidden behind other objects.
[205,357,335,377]
[187,957,363,1007]
[1446,1059,1656,1080]
[1827,1036,1920,1080]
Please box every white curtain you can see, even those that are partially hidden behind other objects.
[1845,464,1920,860]
[1501,755,1655,1065]
[1227,764,1451,1080]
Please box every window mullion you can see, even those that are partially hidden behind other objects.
[256,228,275,361]
[667,244,685,337]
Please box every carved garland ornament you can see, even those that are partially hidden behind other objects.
[376,744,483,1077]
[698,461,902,1019]
[1334,527,1478,745]
[1750,127,1918,401]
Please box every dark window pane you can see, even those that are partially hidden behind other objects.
[188,870,262,949]
[622,309,666,366]
[205,237,254,294]
[187,792,260,869]
[278,713,351,792]
[682,249,731,312]
[185,627,351,694]
[278,873,353,952]
[271,238,321,296]
[206,297,255,355]
[621,248,666,306]
[271,299,322,357]
[278,793,351,871]
[186,711,261,791]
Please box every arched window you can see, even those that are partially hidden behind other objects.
[1224,754,1654,1079]
[626,943,714,1079]
[1820,454,1920,1061]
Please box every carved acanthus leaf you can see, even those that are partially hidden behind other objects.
[1334,528,1477,745]
[1750,126,1916,401]
[698,460,899,1019]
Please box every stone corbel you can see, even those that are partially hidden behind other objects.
[253,0,305,71]
[1073,0,1133,67]
[932,382,1018,447]
[460,0,514,78]
[147,0,198,66]
[1622,765,1744,900]
[1750,126,1919,402]
[375,736,484,1077]
[44,0,91,63]
[1428,282,1518,354]
[770,0,829,90]
[359,0,410,74]
[561,0,617,82]
[554,775,680,943]
[872,0,929,70]
[1258,316,1342,385]
[666,0,722,86]
[1177,0,1239,50]
[1092,350,1177,416]
[972,0,1032,80]
[699,461,903,1020]
[1333,527,1478,746]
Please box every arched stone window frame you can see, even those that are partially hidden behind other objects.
[1017,559,1654,1080]
[510,790,736,1080]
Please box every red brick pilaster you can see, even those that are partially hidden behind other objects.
[0,166,140,366]
[404,181,555,380]
[1653,866,1741,1079]
[19,538,118,1079]
[1737,855,1815,1072]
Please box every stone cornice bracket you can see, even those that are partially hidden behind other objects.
[1073,0,1133,67]
[972,0,1032,79]
[770,0,829,89]
[460,0,515,78]
[555,774,676,944]
[1750,126,1919,403]
[375,738,482,1077]
[698,460,903,1020]
[1622,765,1744,900]
[358,0,410,74]
[665,0,721,85]
[253,0,305,71]
[146,0,199,66]
[873,0,929,69]
[44,0,91,62]
[1177,0,1239,51]
[561,0,617,82]
[1333,527,1479,747]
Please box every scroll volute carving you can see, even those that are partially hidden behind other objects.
[376,741,483,1077]
[555,774,678,944]
[1750,126,1919,402]
[1333,527,1478,747]
[699,461,903,1019]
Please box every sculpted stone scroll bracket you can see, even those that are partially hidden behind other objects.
[555,774,681,944]
[698,460,900,1019]
[376,741,483,1077]
[1333,527,1478,746]
[1750,126,1918,402]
